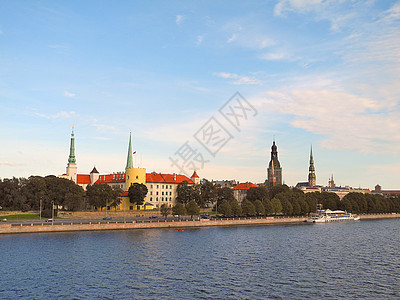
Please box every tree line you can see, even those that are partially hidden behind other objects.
[174,180,400,216]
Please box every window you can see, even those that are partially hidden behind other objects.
[169,192,172,195]
[162,192,164,195]
[162,185,164,189]
[156,197,158,201]
[150,191,152,195]
[136,176,138,179]
[157,185,159,188]
[170,185,172,189]
[150,197,152,201]
[162,197,164,201]
[151,185,153,188]
[130,206,133,210]
[156,191,159,195]
[169,197,172,201]
[117,206,121,211]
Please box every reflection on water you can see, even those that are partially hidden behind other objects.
[0,219,399,299]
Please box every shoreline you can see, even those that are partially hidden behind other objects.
[0,213,399,235]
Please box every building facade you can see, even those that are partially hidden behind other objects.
[59,129,198,210]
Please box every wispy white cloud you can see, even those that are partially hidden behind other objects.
[213,72,261,85]
[264,89,400,154]
[176,15,185,25]
[0,161,17,167]
[227,33,238,43]
[259,51,289,61]
[63,91,76,98]
[196,35,204,46]
[33,111,77,120]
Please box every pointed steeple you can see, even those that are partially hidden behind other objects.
[68,126,76,164]
[126,132,134,169]
[308,145,316,187]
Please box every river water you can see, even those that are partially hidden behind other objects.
[0,219,399,299]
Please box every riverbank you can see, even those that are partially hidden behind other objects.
[1,213,399,235]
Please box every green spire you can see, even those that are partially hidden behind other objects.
[126,132,134,169]
[68,126,76,164]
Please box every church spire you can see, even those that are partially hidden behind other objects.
[308,145,316,187]
[68,126,76,164]
[125,132,134,169]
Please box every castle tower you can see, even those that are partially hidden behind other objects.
[90,166,100,184]
[328,174,336,187]
[308,146,316,187]
[125,132,146,190]
[66,127,77,183]
[267,140,282,188]
[191,171,200,185]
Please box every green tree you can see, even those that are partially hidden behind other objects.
[269,184,290,199]
[216,187,235,208]
[270,198,283,215]
[263,199,273,215]
[246,186,269,202]
[160,204,172,219]
[186,200,200,217]
[176,181,199,205]
[128,183,148,206]
[0,177,27,211]
[254,200,265,215]
[241,199,256,216]
[200,180,217,208]
[172,203,187,216]
[230,199,242,216]
[109,186,123,209]
[86,183,114,209]
[218,200,232,216]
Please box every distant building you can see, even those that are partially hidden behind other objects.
[59,129,197,210]
[232,182,258,203]
[212,180,238,188]
[266,141,282,188]
[372,185,400,197]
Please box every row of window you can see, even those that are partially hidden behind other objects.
[150,184,173,189]
[149,197,172,202]
[149,191,172,196]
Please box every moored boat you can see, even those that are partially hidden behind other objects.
[307,209,360,223]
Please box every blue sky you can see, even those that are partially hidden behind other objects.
[1,0,399,189]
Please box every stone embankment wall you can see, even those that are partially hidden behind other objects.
[0,217,306,234]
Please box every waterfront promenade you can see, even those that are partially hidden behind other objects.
[1,213,399,235]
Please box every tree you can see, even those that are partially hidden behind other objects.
[86,183,114,209]
[128,183,148,206]
[263,199,273,215]
[230,199,242,216]
[172,203,186,216]
[216,187,234,207]
[176,181,199,205]
[254,200,265,215]
[109,186,123,209]
[246,186,268,203]
[186,200,200,217]
[160,204,172,219]
[200,180,217,208]
[270,197,282,215]
[241,200,256,216]
[218,200,232,216]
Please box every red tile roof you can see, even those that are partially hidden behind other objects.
[77,174,91,184]
[232,182,258,190]
[191,171,199,178]
[146,172,193,184]
[76,172,193,185]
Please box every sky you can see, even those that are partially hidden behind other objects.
[0,0,399,189]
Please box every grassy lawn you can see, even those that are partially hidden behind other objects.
[0,214,43,220]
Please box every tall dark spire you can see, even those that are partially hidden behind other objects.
[68,126,76,164]
[267,140,282,187]
[308,145,316,187]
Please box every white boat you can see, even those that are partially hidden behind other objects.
[307,209,360,223]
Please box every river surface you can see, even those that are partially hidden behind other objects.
[0,219,399,299]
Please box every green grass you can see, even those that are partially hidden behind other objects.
[0,214,43,220]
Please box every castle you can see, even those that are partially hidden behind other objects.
[59,128,199,210]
